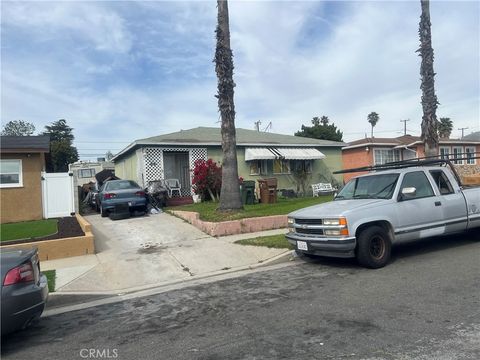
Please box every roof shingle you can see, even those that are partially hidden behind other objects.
[138,127,345,147]
[0,135,50,153]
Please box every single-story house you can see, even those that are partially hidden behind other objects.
[0,136,50,224]
[342,134,480,182]
[112,127,345,196]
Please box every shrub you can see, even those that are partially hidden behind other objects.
[192,159,222,201]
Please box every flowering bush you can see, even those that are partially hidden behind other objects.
[192,159,222,201]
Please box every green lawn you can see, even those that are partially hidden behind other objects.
[235,234,294,249]
[0,219,58,242]
[43,270,56,292]
[168,195,333,222]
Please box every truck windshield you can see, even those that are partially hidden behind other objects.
[335,173,399,200]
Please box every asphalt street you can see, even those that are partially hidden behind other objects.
[2,232,479,360]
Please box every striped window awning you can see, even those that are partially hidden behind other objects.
[245,147,325,161]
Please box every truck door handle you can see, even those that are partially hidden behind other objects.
[435,201,442,206]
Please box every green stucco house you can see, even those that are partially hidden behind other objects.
[112,127,345,196]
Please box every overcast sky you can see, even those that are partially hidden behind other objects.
[2,0,479,159]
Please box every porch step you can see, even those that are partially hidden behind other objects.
[166,196,193,207]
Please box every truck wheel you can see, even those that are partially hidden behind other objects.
[100,205,108,218]
[356,226,391,269]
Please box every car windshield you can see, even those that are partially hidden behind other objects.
[335,173,399,200]
[106,180,140,191]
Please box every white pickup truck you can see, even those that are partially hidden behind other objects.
[286,164,480,268]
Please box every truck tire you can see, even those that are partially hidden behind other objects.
[356,226,391,268]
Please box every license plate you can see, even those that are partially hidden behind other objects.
[297,241,308,251]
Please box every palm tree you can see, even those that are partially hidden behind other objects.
[418,0,439,157]
[438,117,453,139]
[367,112,379,138]
[215,0,242,211]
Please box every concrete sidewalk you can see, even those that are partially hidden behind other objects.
[42,212,291,295]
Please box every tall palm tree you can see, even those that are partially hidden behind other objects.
[438,117,453,139]
[418,0,439,157]
[367,112,379,138]
[215,0,242,211]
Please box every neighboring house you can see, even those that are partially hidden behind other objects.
[0,136,50,224]
[462,131,480,141]
[112,127,345,196]
[342,135,480,182]
[68,161,115,212]
[69,160,115,187]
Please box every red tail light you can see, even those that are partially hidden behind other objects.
[3,262,34,286]
[104,193,117,199]
[135,191,145,197]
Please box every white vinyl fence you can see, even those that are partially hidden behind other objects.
[41,172,75,218]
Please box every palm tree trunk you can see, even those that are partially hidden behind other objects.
[215,0,242,211]
[418,0,439,157]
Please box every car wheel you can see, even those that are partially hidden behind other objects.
[100,205,108,217]
[356,225,391,269]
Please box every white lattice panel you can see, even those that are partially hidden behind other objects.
[143,147,207,196]
[144,148,164,183]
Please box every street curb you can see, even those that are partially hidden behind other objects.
[44,252,297,316]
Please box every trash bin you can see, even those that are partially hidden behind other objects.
[258,178,278,203]
[241,180,256,205]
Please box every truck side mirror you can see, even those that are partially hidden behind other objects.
[400,187,416,201]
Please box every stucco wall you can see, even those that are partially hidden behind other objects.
[1,153,45,224]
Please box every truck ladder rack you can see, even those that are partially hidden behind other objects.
[334,153,480,187]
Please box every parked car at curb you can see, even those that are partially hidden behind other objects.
[1,248,49,335]
[287,160,480,268]
[96,179,147,217]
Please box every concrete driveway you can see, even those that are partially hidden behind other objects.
[52,212,287,293]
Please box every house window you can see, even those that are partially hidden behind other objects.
[439,147,450,160]
[465,147,476,165]
[249,160,267,175]
[373,149,400,165]
[273,159,291,174]
[452,147,463,164]
[292,160,312,174]
[0,159,23,188]
[78,168,96,178]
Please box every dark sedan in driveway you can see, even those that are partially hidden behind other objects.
[1,248,49,335]
[96,180,148,217]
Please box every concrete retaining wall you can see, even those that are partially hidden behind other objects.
[1,214,95,261]
[171,211,287,237]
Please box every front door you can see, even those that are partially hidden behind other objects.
[163,152,190,196]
